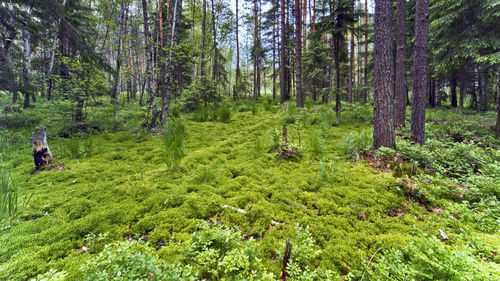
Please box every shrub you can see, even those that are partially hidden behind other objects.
[349,235,500,281]
[164,119,187,168]
[341,130,372,157]
[80,241,196,281]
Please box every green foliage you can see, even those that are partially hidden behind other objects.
[340,103,373,123]
[54,137,95,159]
[213,104,232,123]
[80,241,196,281]
[308,130,326,158]
[164,119,187,168]
[349,235,500,280]
[181,76,219,112]
[341,130,372,157]
[0,168,22,221]
[187,223,274,280]
[287,225,337,281]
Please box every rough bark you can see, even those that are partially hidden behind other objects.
[272,0,276,100]
[429,76,436,107]
[295,0,303,107]
[142,0,159,128]
[234,0,240,101]
[394,0,407,127]
[31,126,53,169]
[479,65,488,111]
[363,0,368,103]
[201,0,207,77]
[160,0,181,124]
[211,0,218,83]
[373,0,395,149]
[410,0,429,145]
[496,78,500,138]
[22,4,32,108]
[349,26,354,104]
[459,72,465,115]
[280,0,289,104]
[450,75,457,107]
[112,1,125,121]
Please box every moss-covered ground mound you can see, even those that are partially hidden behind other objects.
[0,101,498,280]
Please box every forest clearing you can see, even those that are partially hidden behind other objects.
[0,0,499,280]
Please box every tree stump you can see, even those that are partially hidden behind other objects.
[280,237,292,280]
[31,126,53,169]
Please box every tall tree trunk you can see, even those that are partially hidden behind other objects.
[335,35,341,116]
[201,0,207,77]
[160,0,182,124]
[349,27,354,104]
[234,0,240,101]
[394,0,407,127]
[295,0,303,107]
[253,0,258,99]
[143,0,159,127]
[280,0,288,104]
[22,3,32,108]
[363,0,368,103]
[496,78,500,138]
[112,1,125,122]
[411,0,429,144]
[373,0,395,149]
[450,75,457,107]
[459,71,465,115]
[429,76,436,107]
[480,65,488,111]
[272,0,277,100]
[211,0,218,84]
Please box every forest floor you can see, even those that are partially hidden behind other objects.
[0,98,499,280]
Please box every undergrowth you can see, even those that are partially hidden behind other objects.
[0,99,498,280]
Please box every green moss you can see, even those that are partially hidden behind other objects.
[0,104,498,280]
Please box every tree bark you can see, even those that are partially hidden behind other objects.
[112,1,125,121]
[272,0,277,100]
[22,3,32,109]
[142,0,159,127]
[394,0,407,127]
[496,78,500,138]
[363,0,368,103]
[31,126,53,169]
[201,0,207,77]
[410,0,429,145]
[234,0,240,101]
[160,0,182,124]
[459,71,465,115]
[280,0,289,104]
[450,75,457,107]
[349,26,354,104]
[295,0,303,107]
[373,0,395,149]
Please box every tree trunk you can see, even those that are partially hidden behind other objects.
[335,35,341,117]
[31,126,53,169]
[450,75,457,107]
[160,0,182,124]
[295,0,303,107]
[429,76,436,107]
[363,0,368,103]
[112,1,125,121]
[211,0,218,84]
[143,0,159,127]
[349,26,354,104]
[272,0,277,100]
[480,65,488,111]
[373,0,395,149]
[22,3,32,109]
[410,0,429,145]
[234,0,240,101]
[459,71,465,115]
[394,0,407,127]
[496,78,500,138]
[201,0,207,77]
[280,0,288,104]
